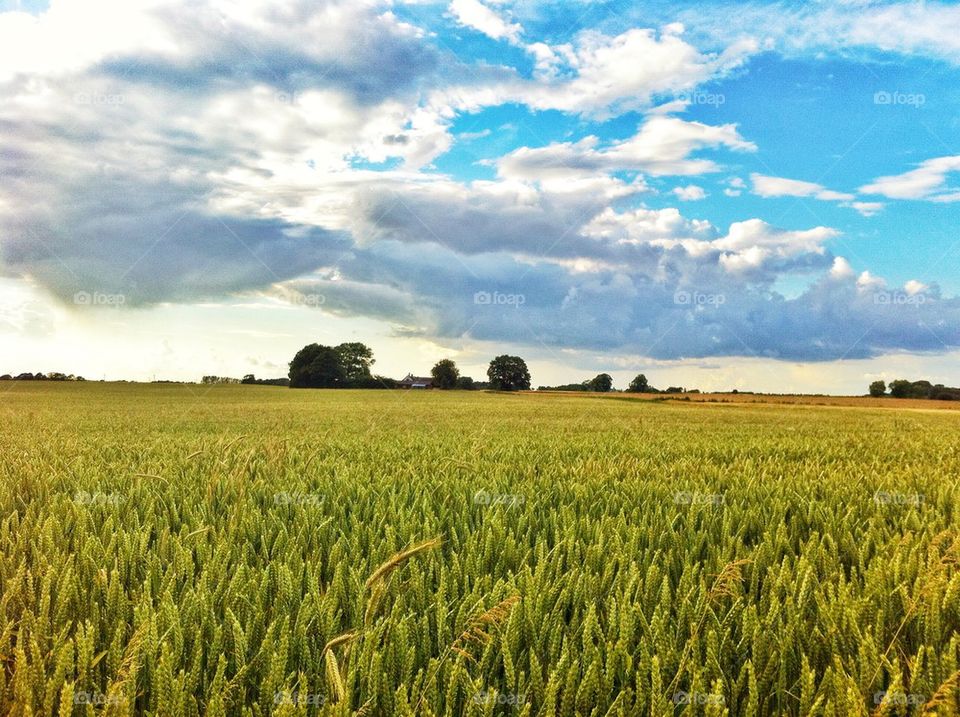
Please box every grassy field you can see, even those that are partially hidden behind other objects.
[1,383,959,716]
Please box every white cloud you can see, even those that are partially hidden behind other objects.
[829,256,855,280]
[861,156,960,200]
[751,173,853,201]
[498,115,755,180]
[448,0,522,44]
[437,26,759,119]
[904,279,929,296]
[846,201,884,217]
[714,219,837,274]
[526,29,757,117]
[672,185,707,201]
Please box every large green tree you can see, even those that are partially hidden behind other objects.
[335,343,375,383]
[289,344,346,388]
[431,359,460,389]
[869,380,887,397]
[589,373,613,392]
[487,355,531,391]
[627,374,653,393]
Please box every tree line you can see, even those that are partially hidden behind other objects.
[0,372,86,381]
[284,343,692,393]
[284,343,534,390]
[538,373,694,394]
[869,379,960,400]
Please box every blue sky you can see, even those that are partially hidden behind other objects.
[2,0,960,391]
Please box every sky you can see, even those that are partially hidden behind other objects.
[2,0,960,392]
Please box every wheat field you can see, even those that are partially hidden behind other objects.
[1,383,959,716]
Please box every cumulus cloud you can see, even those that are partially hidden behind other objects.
[672,185,707,201]
[448,0,522,44]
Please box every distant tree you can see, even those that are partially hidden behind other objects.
[627,374,655,393]
[888,379,912,398]
[241,374,256,384]
[289,344,346,388]
[589,373,613,392]
[869,380,887,397]
[0,375,11,381]
[431,359,460,389]
[335,343,375,383]
[487,355,531,391]
[665,386,685,394]
[456,376,476,390]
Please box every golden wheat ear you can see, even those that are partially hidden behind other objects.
[324,649,347,704]
[322,631,356,656]
[451,594,521,656]
[922,669,960,715]
[364,537,442,592]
